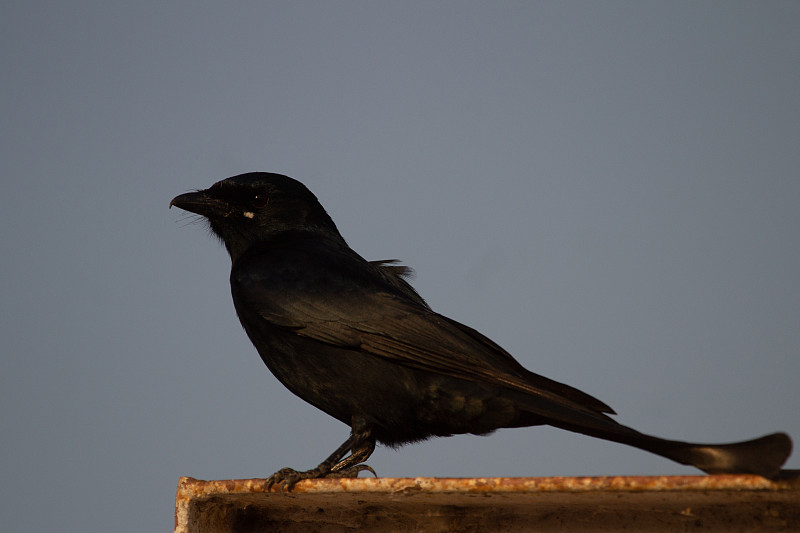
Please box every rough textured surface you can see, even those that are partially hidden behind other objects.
[175,474,800,532]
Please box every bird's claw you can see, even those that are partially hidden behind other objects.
[265,464,378,491]
[264,467,311,491]
[328,464,378,479]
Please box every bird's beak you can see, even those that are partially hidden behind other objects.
[170,190,232,217]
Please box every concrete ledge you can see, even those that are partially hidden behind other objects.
[175,474,800,532]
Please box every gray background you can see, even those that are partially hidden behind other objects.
[2,2,798,532]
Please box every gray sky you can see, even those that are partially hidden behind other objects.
[2,2,799,531]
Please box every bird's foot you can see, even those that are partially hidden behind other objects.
[265,463,378,491]
[328,464,377,479]
[265,466,322,491]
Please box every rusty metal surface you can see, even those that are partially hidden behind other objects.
[175,474,800,533]
[178,472,799,495]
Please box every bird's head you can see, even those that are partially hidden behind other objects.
[170,172,341,261]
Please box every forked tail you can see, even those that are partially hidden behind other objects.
[635,431,792,478]
[514,381,792,477]
[562,419,793,478]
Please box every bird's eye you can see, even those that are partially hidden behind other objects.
[251,194,268,208]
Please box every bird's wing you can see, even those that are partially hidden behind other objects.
[232,244,614,417]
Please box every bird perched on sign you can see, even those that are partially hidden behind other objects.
[171,172,791,490]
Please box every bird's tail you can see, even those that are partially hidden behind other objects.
[625,431,792,477]
[559,418,792,478]
[511,381,792,477]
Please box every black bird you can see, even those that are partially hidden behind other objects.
[171,172,791,489]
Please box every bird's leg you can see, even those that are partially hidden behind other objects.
[328,436,376,479]
[266,419,376,490]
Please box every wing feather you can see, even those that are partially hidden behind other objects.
[231,242,614,416]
